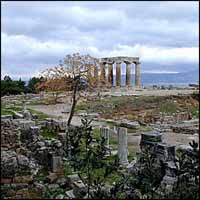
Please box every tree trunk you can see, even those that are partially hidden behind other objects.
[67,81,78,126]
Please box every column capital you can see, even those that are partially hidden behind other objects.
[134,61,141,65]
[100,62,107,65]
[124,61,132,64]
[107,61,114,65]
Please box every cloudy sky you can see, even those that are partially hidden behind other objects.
[1,1,199,79]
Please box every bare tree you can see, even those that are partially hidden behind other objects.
[38,53,100,126]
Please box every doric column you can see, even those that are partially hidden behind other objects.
[116,62,121,87]
[107,62,114,86]
[125,62,131,87]
[135,62,141,89]
[117,127,129,165]
[100,62,106,85]
[94,65,99,85]
[87,64,92,78]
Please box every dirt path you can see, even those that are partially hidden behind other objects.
[28,103,104,127]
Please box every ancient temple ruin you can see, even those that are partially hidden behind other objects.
[96,56,141,88]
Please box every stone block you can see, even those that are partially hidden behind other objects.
[13,175,33,183]
[18,120,35,131]
[156,143,176,161]
[51,156,64,173]
[141,131,162,143]
[1,115,13,120]
[65,190,75,199]
[120,120,140,129]
[165,161,177,177]
[67,174,80,183]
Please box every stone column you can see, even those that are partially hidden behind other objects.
[108,62,113,86]
[87,64,92,78]
[117,127,129,165]
[94,65,99,86]
[100,125,110,147]
[116,62,121,87]
[125,62,131,87]
[22,101,27,113]
[100,62,106,85]
[135,62,141,89]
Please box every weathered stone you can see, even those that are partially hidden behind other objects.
[1,150,37,178]
[55,194,65,199]
[13,175,33,183]
[141,131,162,143]
[65,190,75,199]
[47,173,58,183]
[1,178,12,184]
[125,62,131,87]
[160,176,177,193]
[13,111,24,119]
[117,127,129,165]
[116,62,121,87]
[1,115,13,120]
[51,156,64,173]
[66,174,80,183]
[120,120,140,129]
[18,120,35,131]
[100,125,110,147]
[1,150,18,178]
[165,161,177,177]
[135,62,141,89]
[156,143,176,161]
[73,180,87,197]
[48,183,59,190]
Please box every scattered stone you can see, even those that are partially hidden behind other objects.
[47,173,59,183]
[66,174,80,183]
[1,115,13,120]
[120,119,140,129]
[65,190,76,199]
[55,194,65,199]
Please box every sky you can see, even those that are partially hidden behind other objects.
[1,1,199,80]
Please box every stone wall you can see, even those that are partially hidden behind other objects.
[140,111,192,124]
[1,118,21,149]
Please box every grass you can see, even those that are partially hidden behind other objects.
[1,103,49,121]
[158,101,179,114]
[1,104,22,115]
[27,108,49,120]
[190,107,199,119]
[79,155,122,185]
[77,95,199,122]
[40,127,58,139]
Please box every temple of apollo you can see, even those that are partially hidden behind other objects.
[95,56,141,89]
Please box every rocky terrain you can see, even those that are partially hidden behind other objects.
[1,88,199,199]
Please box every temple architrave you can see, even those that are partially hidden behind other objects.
[95,56,141,88]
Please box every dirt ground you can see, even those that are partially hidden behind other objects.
[28,101,199,156]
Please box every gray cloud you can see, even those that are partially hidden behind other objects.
[1,1,199,79]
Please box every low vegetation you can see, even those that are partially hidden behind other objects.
[40,127,58,139]
[76,95,199,120]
